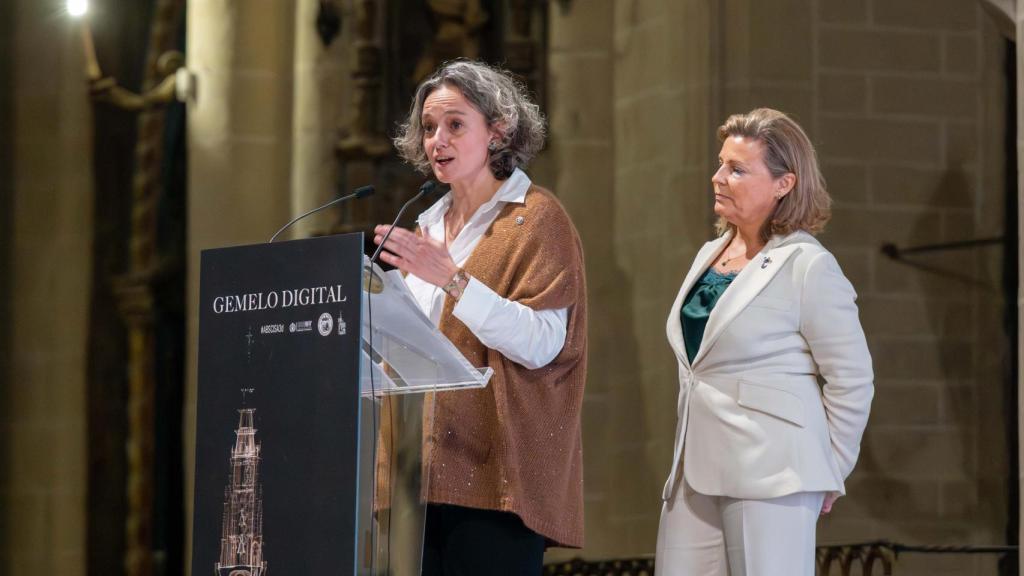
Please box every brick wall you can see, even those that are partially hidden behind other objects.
[812,2,1009,574]
[545,0,1014,572]
[718,1,1012,573]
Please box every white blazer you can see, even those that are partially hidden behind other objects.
[662,229,873,501]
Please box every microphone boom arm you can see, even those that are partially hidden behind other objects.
[269,185,375,243]
[370,181,439,264]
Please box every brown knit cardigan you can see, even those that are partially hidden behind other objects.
[421,185,588,548]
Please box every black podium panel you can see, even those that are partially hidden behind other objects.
[192,233,364,576]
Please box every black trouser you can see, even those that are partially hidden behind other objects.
[421,503,546,576]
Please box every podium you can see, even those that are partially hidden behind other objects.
[191,233,491,576]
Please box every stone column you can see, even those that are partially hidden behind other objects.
[1017,1,1024,560]
[185,1,295,570]
[540,0,618,560]
[289,0,350,240]
[540,0,715,561]
[6,1,94,574]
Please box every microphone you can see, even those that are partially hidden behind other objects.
[268,185,375,243]
[370,180,441,265]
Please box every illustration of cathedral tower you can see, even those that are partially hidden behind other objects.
[215,408,267,576]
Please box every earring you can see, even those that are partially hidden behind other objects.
[487,140,498,152]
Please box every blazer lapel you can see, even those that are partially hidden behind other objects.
[666,231,732,367]
[690,237,803,367]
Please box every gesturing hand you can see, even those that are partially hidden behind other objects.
[373,224,459,288]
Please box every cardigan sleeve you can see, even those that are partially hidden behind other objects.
[453,278,569,369]
[799,251,874,480]
[442,187,588,375]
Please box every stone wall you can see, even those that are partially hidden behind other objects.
[3,1,94,574]
[543,1,1014,573]
[544,0,715,561]
[811,2,1010,574]
[0,1,1015,575]
[0,0,12,565]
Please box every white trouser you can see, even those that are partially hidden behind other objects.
[655,479,825,576]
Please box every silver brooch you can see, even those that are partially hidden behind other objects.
[761,256,772,269]
[515,216,525,225]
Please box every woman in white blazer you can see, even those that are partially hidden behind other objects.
[656,108,873,576]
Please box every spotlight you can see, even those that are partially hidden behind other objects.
[67,0,88,18]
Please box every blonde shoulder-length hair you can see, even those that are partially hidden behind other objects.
[715,108,832,242]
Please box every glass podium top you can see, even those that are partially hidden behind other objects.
[360,258,492,397]
[357,258,493,574]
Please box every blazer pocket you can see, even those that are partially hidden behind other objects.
[747,295,793,311]
[737,381,805,427]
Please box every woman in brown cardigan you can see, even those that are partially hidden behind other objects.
[373,60,588,576]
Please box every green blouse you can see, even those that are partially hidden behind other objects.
[680,267,737,363]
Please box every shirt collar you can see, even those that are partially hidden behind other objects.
[417,168,532,228]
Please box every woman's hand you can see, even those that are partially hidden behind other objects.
[373,224,459,287]
[820,491,840,515]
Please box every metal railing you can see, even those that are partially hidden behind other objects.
[816,541,1018,576]
[544,541,1018,576]
[544,557,655,576]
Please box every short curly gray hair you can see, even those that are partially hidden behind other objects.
[393,60,547,180]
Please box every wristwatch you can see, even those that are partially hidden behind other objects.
[442,268,470,300]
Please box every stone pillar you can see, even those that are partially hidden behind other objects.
[1017,2,1024,562]
[609,0,714,557]
[540,0,616,560]
[289,0,350,239]
[6,1,93,574]
[185,1,295,570]
[542,0,714,561]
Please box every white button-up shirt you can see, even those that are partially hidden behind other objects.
[404,169,569,369]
